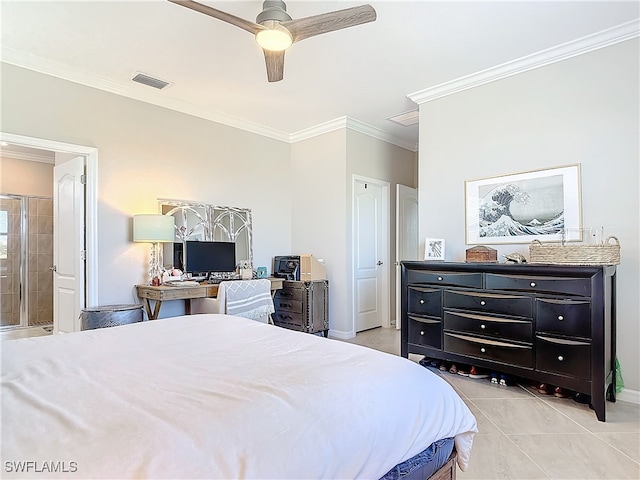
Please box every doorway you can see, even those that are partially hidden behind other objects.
[352,175,389,333]
[0,132,99,332]
[0,194,54,328]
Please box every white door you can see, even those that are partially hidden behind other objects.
[395,185,418,329]
[53,156,85,333]
[354,177,389,332]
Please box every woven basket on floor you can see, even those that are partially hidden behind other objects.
[529,236,620,266]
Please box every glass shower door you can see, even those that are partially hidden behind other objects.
[0,195,22,327]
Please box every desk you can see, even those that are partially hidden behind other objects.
[136,278,283,320]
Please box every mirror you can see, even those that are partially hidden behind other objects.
[159,199,253,270]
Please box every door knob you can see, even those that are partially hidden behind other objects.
[49,265,57,272]
[376,261,383,266]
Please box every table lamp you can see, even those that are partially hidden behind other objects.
[133,214,175,285]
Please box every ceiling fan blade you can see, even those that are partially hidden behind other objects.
[168,0,264,35]
[283,4,376,43]
[263,49,285,82]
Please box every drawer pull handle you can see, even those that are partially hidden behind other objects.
[480,347,486,353]
[437,276,443,281]
[558,355,564,361]
[480,301,486,306]
[558,315,564,321]
[480,324,486,329]
[420,331,425,336]
[420,299,425,304]
[280,303,292,308]
[530,282,536,287]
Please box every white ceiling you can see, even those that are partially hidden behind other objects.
[1,1,639,150]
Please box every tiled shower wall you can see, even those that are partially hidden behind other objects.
[0,196,53,327]
[28,197,54,325]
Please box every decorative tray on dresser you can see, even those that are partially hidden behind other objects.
[400,261,616,422]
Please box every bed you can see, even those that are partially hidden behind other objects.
[1,314,477,479]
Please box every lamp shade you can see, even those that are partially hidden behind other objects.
[133,214,175,243]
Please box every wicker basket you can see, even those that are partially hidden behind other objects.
[529,236,620,266]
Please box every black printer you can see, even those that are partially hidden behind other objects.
[273,255,326,281]
[273,256,300,281]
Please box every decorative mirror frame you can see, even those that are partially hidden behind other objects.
[158,199,253,269]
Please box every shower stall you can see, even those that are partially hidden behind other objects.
[0,194,54,328]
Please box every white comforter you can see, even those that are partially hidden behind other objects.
[1,314,476,479]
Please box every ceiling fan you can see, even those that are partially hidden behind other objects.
[168,0,376,82]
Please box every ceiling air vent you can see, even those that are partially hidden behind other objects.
[387,110,419,127]
[132,73,171,90]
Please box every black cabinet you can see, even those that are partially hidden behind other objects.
[273,280,329,336]
[401,262,616,422]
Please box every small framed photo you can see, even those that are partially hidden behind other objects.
[256,266,268,278]
[425,238,446,261]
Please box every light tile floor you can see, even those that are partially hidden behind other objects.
[0,325,52,341]
[344,327,640,480]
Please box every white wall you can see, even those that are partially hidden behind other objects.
[417,39,639,395]
[0,156,53,197]
[1,63,293,317]
[290,130,349,334]
[346,129,417,326]
[290,129,417,337]
[2,63,418,333]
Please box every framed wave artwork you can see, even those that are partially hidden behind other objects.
[465,164,582,245]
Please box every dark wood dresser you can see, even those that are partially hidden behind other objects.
[400,261,616,421]
[273,280,329,337]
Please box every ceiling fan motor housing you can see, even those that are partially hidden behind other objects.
[256,0,292,24]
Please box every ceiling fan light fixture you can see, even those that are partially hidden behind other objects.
[256,28,292,51]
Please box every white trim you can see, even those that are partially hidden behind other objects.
[290,116,418,151]
[4,20,635,151]
[0,132,98,308]
[1,48,290,143]
[351,174,391,334]
[616,388,640,405]
[327,329,354,340]
[0,149,54,164]
[2,49,416,151]
[408,19,640,105]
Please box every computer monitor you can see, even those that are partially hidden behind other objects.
[184,241,236,275]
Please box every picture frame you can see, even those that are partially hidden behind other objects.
[425,238,446,261]
[465,164,582,245]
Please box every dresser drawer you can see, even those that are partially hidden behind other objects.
[408,315,441,349]
[274,287,304,302]
[536,298,591,338]
[444,290,532,317]
[444,332,533,368]
[274,298,302,313]
[536,335,590,379]
[273,311,303,327]
[485,274,591,296]
[444,311,532,343]
[408,287,441,317]
[406,270,483,288]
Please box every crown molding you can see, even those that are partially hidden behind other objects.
[1,47,291,143]
[409,19,640,105]
[0,148,54,164]
[290,116,418,151]
[1,47,415,149]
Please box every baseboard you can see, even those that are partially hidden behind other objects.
[328,329,355,340]
[616,388,640,405]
